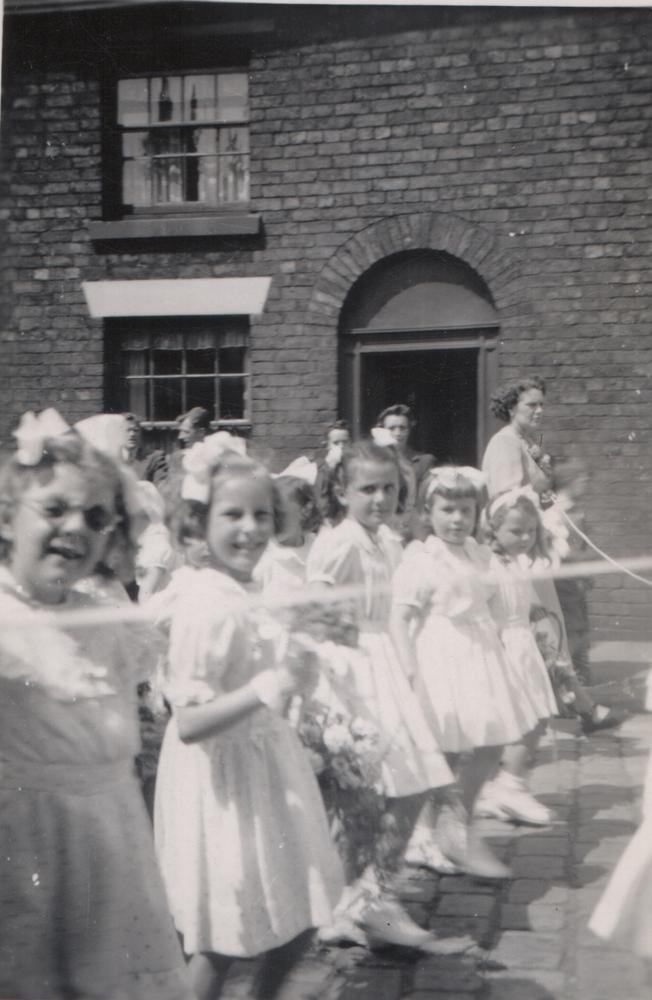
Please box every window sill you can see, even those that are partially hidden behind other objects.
[88,213,261,241]
[141,420,251,430]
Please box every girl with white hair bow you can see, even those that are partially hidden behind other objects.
[391,467,542,879]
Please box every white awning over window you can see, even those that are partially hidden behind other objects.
[82,277,272,319]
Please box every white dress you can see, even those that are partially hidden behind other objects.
[589,673,652,955]
[254,536,313,596]
[489,554,558,723]
[0,569,191,1000]
[393,537,541,753]
[152,566,343,957]
[306,519,453,798]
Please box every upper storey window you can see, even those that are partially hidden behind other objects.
[117,72,250,211]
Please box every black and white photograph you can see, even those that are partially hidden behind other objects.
[1,1,652,997]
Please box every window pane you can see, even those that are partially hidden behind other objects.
[183,127,200,155]
[219,347,246,374]
[152,350,181,376]
[185,75,216,122]
[219,126,249,155]
[198,157,219,204]
[125,378,148,417]
[219,155,249,203]
[187,349,215,374]
[153,379,183,421]
[122,131,149,159]
[118,79,149,127]
[217,73,248,121]
[187,377,216,413]
[152,158,183,204]
[123,159,150,206]
[196,128,217,155]
[124,349,147,375]
[150,76,182,123]
[219,377,246,420]
[149,129,182,156]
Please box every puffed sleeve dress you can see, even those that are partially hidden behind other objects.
[152,566,343,958]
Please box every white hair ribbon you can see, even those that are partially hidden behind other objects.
[371,427,397,448]
[274,456,318,485]
[181,431,247,503]
[324,442,344,470]
[13,408,71,465]
[488,485,541,521]
[75,414,129,464]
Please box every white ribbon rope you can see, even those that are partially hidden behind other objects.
[560,509,652,589]
[2,552,652,630]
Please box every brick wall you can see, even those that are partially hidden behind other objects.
[1,5,652,638]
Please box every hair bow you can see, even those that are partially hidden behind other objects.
[181,431,247,503]
[324,442,344,470]
[274,456,318,485]
[371,427,397,448]
[488,485,541,521]
[13,408,71,465]
[75,414,130,464]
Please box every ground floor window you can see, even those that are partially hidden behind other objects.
[105,317,250,428]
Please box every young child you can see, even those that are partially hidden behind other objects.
[306,441,469,952]
[150,433,343,1000]
[391,467,542,878]
[254,475,320,596]
[0,410,191,1000]
[476,488,559,826]
[314,419,351,525]
[589,670,652,955]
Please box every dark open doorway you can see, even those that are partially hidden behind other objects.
[360,347,478,464]
[338,249,500,464]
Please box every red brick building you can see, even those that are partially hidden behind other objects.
[2,2,652,639]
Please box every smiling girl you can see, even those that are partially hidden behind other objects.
[150,434,342,1000]
[391,467,541,878]
[306,442,467,952]
[0,412,191,1000]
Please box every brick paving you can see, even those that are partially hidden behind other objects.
[219,657,652,1000]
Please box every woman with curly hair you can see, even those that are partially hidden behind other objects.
[482,379,625,735]
[481,376,552,501]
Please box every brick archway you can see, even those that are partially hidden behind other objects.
[306,211,521,327]
[303,211,522,430]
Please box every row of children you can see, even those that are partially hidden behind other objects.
[0,404,614,1000]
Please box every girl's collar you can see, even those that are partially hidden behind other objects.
[197,563,261,597]
[344,517,385,553]
[424,535,474,559]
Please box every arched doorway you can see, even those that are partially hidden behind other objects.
[338,250,500,465]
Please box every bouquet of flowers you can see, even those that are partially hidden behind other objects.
[297,697,385,878]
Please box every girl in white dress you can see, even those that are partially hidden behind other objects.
[589,671,652,956]
[475,488,558,826]
[255,475,319,597]
[151,433,343,1000]
[0,411,191,1000]
[391,467,541,879]
[306,441,475,954]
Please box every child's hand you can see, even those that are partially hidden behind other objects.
[250,666,298,710]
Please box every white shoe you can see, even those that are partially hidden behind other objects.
[474,782,509,821]
[486,773,555,827]
[404,840,463,875]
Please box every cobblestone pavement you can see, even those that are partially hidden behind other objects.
[221,656,652,1000]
